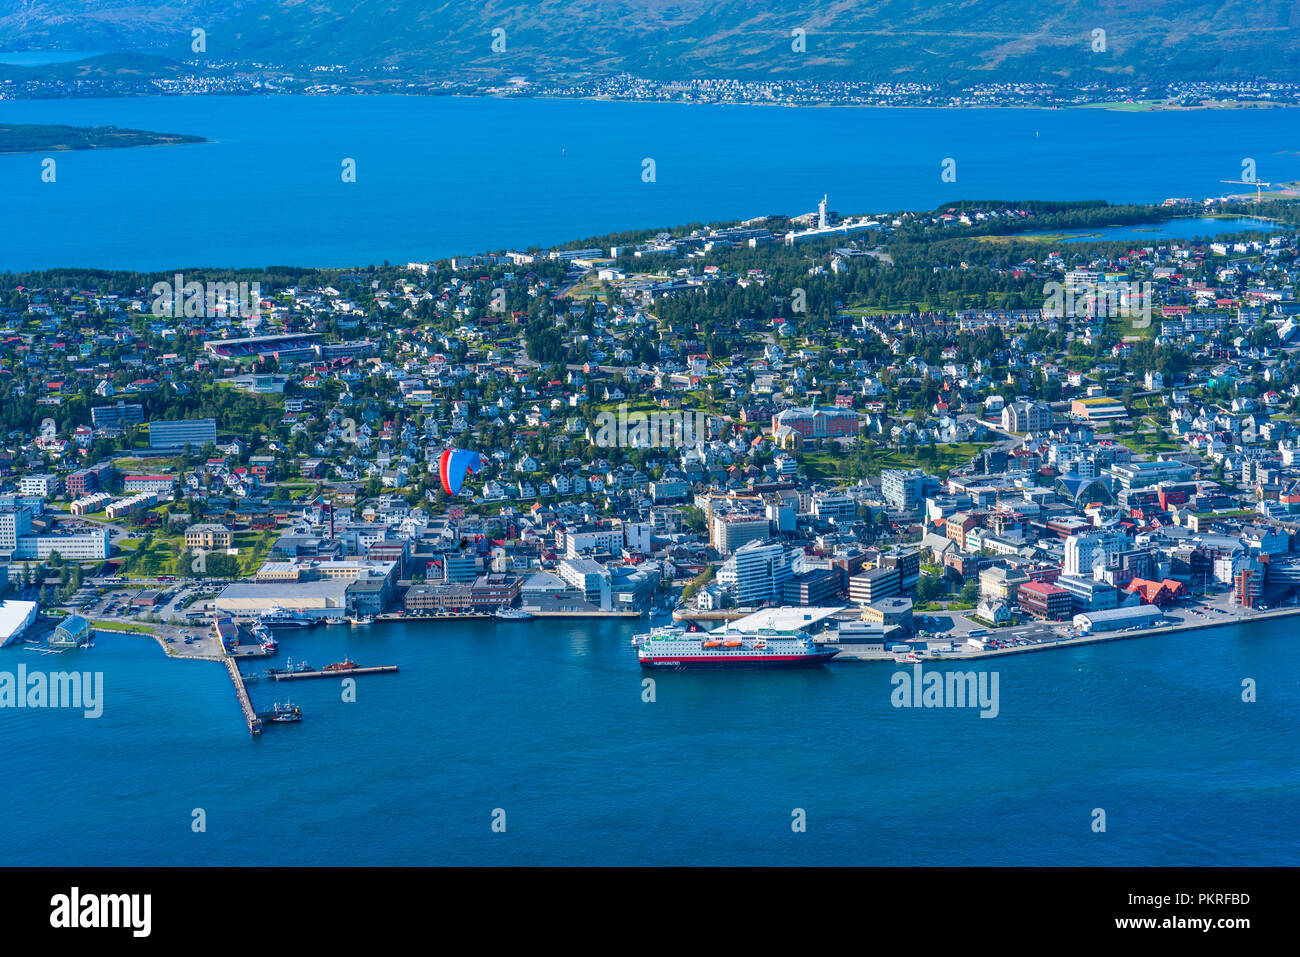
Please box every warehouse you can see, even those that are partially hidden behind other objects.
[1073,605,1164,634]
[213,579,351,618]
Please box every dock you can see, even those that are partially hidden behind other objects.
[271,664,398,681]
[224,657,262,735]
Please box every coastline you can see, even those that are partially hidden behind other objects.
[3,86,1297,112]
[832,605,1300,663]
[518,93,1300,112]
[0,139,209,156]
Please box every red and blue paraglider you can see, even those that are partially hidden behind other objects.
[438,448,483,496]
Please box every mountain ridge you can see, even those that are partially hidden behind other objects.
[1,1,1297,85]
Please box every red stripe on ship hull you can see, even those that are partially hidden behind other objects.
[640,654,831,662]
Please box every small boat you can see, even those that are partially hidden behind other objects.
[493,607,534,621]
[348,615,374,627]
[701,640,723,648]
[270,701,302,723]
[322,658,359,672]
[268,657,312,675]
[723,640,743,648]
[324,617,346,626]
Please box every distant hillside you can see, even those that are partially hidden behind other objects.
[0,52,217,82]
[2,0,1298,85]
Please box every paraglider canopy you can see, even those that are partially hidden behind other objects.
[439,448,483,496]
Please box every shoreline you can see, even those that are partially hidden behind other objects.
[832,605,1300,663]
[0,139,208,155]
[2,88,1297,112]
[53,599,1300,701]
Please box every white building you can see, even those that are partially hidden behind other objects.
[0,509,34,551]
[18,474,61,498]
[563,526,624,559]
[558,558,612,611]
[716,541,799,607]
[1063,529,1128,577]
[13,529,110,560]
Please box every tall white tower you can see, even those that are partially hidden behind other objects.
[818,194,828,229]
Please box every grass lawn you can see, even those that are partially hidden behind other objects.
[123,535,182,578]
[593,399,663,414]
[976,232,1101,245]
[87,619,155,634]
[232,527,280,576]
[114,456,184,471]
[1125,433,1182,455]
[798,441,993,480]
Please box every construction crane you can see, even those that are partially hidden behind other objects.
[1220,179,1273,212]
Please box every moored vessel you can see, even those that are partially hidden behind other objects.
[267,657,312,675]
[493,607,534,621]
[270,701,302,722]
[260,607,313,628]
[635,625,838,670]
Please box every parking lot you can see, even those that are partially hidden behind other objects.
[913,612,1070,654]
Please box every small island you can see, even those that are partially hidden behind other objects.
[0,122,207,154]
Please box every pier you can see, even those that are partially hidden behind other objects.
[271,664,399,681]
[224,657,262,735]
[231,645,272,659]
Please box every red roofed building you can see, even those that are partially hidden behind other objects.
[1018,581,1073,620]
[1125,578,1188,607]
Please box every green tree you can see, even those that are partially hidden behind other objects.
[916,573,944,603]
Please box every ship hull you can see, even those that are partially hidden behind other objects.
[639,651,839,670]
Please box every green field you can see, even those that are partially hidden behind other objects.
[798,441,993,480]
[231,528,279,576]
[87,619,155,635]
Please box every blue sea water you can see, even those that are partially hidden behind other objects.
[0,51,105,66]
[0,95,1298,270]
[0,617,1295,866]
[1027,217,1288,243]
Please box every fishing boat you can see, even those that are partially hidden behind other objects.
[268,657,312,675]
[348,615,374,627]
[322,658,359,672]
[270,701,302,723]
